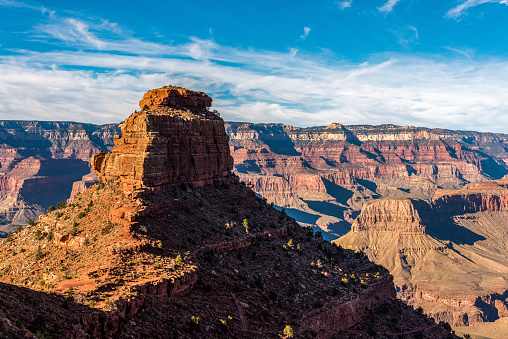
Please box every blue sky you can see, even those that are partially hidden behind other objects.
[1,0,508,132]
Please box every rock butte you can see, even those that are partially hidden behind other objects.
[0,86,456,338]
[92,87,235,194]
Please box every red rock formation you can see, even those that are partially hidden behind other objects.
[138,86,212,110]
[299,275,396,338]
[92,87,234,193]
[351,198,428,234]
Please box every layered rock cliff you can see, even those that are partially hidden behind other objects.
[92,88,234,194]
[226,122,508,239]
[0,121,119,233]
[0,87,456,338]
[335,182,508,327]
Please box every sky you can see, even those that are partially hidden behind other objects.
[1,1,508,132]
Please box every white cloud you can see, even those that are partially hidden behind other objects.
[378,0,401,13]
[337,1,353,10]
[408,25,418,39]
[1,9,508,133]
[300,27,311,40]
[446,0,508,19]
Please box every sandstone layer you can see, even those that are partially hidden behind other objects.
[226,122,508,240]
[334,182,508,327]
[92,88,234,194]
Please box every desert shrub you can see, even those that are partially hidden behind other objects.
[34,246,43,260]
[219,315,232,333]
[242,219,249,233]
[281,325,294,338]
[101,221,113,235]
[47,231,54,241]
[283,239,294,250]
[189,315,201,332]
[48,206,55,212]
[57,201,67,209]
[77,211,86,219]
[142,104,149,110]
[69,224,78,236]
[175,254,184,267]
[16,226,22,233]
[34,230,43,240]
[28,219,36,226]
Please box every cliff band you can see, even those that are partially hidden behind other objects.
[92,86,235,194]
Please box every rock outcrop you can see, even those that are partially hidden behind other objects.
[92,87,234,194]
[1,87,455,338]
[335,181,508,326]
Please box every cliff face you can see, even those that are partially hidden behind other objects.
[0,121,119,233]
[335,182,508,327]
[226,122,508,239]
[0,87,456,339]
[92,88,234,194]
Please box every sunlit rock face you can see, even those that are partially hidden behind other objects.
[92,86,235,194]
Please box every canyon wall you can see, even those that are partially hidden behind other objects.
[226,122,508,239]
[0,121,119,233]
[334,182,508,326]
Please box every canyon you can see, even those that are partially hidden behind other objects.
[1,92,507,335]
[335,176,508,327]
[0,121,119,235]
[226,122,508,240]
[0,87,452,338]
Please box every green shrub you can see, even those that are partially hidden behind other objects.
[15,226,22,233]
[34,230,43,240]
[101,221,113,235]
[189,316,201,332]
[70,224,78,236]
[34,246,43,260]
[48,206,55,212]
[242,219,249,233]
[57,201,67,209]
[77,211,86,219]
[175,254,184,267]
[28,219,36,226]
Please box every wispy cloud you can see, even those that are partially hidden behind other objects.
[300,27,311,39]
[408,25,418,39]
[1,5,508,133]
[378,0,401,13]
[337,1,353,10]
[446,0,508,19]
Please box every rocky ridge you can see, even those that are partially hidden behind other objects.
[0,87,456,338]
[334,180,508,327]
